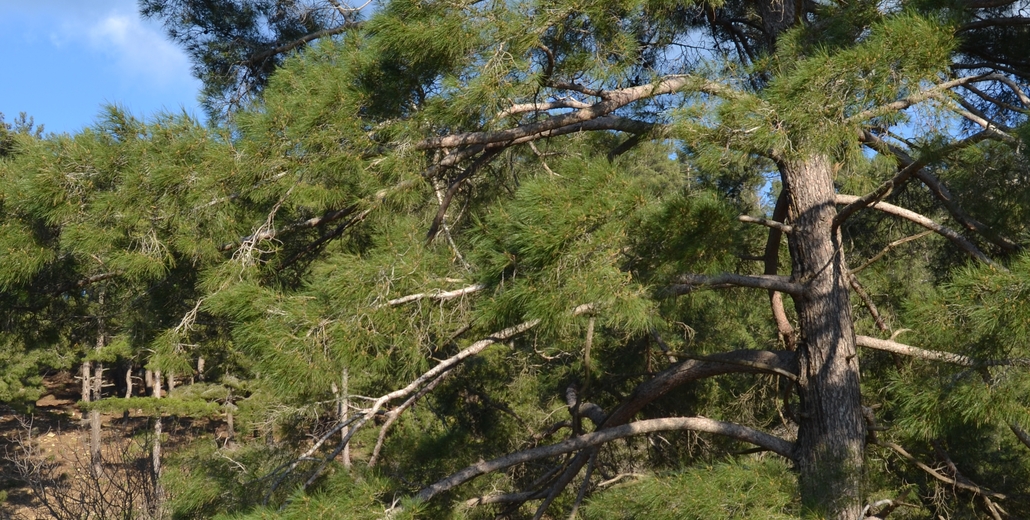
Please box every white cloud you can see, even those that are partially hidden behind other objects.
[86,12,194,87]
[38,5,196,89]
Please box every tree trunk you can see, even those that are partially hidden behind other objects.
[782,154,865,519]
[152,369,164,516]
[90,362,103,472]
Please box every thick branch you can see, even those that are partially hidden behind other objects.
[764,191,795,349]
[425,116,657,179]
[416,75,737,150]
[856,335,976,365]
[603,350,797,427]
[834,195,1001,268]
[958,16,1030,32]
[415,417,794,502]
[1010,423,1030,451]
[496,98,592,119]
[668,273,803,296]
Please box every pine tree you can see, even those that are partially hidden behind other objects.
[2,0,1030,519]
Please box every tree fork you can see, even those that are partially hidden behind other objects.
[782,155,866,519]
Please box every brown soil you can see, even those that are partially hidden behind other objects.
[0,372,220,520]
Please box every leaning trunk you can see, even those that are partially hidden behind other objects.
[782,154,865,518]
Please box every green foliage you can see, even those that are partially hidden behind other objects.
[4,0,1030,518]
[581,458,798,519]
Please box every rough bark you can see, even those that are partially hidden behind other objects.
[782,155,865,519]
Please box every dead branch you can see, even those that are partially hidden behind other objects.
[368,365,454,467]
[668,273,803,296]
[220,180,414,252]
[297,304,596,488]
[415,416,794,502]
[496,98,593,119]
[427,148,502,241]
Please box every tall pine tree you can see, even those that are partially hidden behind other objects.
[2,0,1030,518]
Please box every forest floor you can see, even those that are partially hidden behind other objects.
[0,372,220,519]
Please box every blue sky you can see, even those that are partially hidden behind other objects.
[1,1,203,135]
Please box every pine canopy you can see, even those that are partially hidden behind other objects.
[3,0,1030,518]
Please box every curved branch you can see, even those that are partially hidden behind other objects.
[416,75,740,150]
[246,22,361,66]
[878,441,1006,500]
[834,194,1002,269]
[858,130,1018,252]
[851,230,933,274]
[848,75,990,124]
[668,273,803,296]
[415,416,794,502]
[602,350,797,428]
[958,17,1030,33]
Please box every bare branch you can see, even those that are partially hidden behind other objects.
[856,335,976,365]
[834,194,1003,269]
[764,191,795,350]
[246,22,361,66]
[738,215,792,233]
[603,350,796,428]
[668,273,803,296]
[416,75,740,151]
[850,276,888,332]
[496,98,593,119]
[1009,422,1030,451]
[911,168,1020,253]
[851,231,934,274]
[220,180,415,252]
[378,284,486,308]
[415,416,794,502]
[368,365,454,467]
[958,16,1030,32]
[878,441,1006,500]
[947,98,1017,141]
[848,75,992,123]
